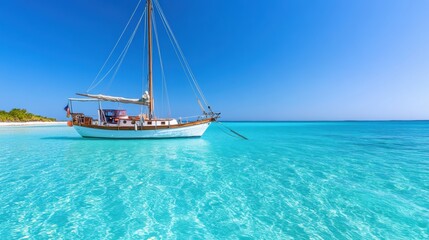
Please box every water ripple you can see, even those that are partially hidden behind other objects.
[0,122,428,239]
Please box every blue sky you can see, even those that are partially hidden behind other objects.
[0,0,428,120]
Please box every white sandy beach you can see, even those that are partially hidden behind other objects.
[0,121,67,127]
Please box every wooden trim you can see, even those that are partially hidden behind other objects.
[76,118,215,131]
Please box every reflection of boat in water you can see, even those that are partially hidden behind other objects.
[66,0,219,139]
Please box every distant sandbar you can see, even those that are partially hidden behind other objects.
[0,121,67,127]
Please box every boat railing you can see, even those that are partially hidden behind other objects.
[72,113,99,126]
[72,112,217,126]
[178,114,215,124]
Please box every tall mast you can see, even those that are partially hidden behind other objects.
[147,0,154,119]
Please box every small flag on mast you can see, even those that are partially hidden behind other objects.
[64,104,71,118]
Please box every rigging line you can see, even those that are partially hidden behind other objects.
[87,0,143,92]
[154,0,208,107]
[153,0,209,108]
[105,7,146,92]
[87,43,129,92]
[89,6,147,93]
[153,1,199,105]
[153,1,208,116]
[153,1,200,96]
[156,2,210,109]
[152,12,171,118]
[216,121,249,140]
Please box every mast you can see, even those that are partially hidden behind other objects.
[147,0,154,119]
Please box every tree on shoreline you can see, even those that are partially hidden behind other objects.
[0,109,55,122]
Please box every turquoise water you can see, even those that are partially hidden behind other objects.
[0,122,428,239]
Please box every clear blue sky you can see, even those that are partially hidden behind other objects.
[0,0,428,120]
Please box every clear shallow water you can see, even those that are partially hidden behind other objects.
[0,122,428,239]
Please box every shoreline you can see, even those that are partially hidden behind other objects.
[0,121,67,127]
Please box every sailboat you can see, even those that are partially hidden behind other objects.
[66,0,220,139]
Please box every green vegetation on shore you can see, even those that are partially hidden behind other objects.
[0,109,56,122]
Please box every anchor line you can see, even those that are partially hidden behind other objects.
[215,121,248,140]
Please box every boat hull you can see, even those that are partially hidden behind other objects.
[73,122,211,139]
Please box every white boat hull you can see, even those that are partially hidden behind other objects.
[73,122,211,139]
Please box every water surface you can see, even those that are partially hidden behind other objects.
[0,122,428,239]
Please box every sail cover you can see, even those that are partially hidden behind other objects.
[76,93,150,106]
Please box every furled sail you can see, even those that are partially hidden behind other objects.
[76,92,150,105]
